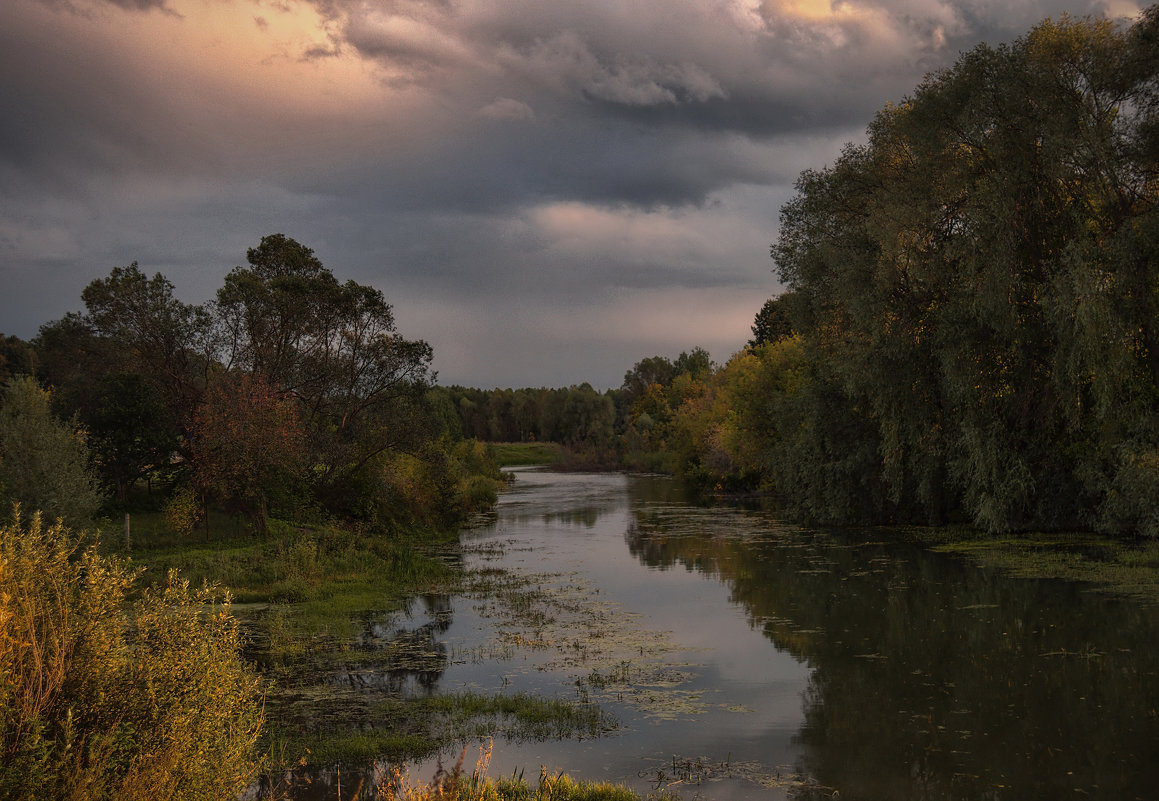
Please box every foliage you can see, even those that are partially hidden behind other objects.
[33,265,212,507]
[0,512,264,801]
[615,349,715,459]
[748,293,796,347]
[75,263,216,443]
[32,234,477,533]
[191,371,306,534]
[445,385,617,448]
[216,234,435,508]
[667,339,809,491]
[350,437,504,529]
[0,377,103,527]
[86,373,176,502]
[162,484,201,538]
[769,10,1159,532]
[0,335,36,386]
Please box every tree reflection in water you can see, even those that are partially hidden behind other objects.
[624,499,1159,800]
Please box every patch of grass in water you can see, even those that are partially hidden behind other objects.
[304,730,441,765]
[412,691,615,741]
[929,532,1159,603]
[292,692,614,768]
[377,743,679,801]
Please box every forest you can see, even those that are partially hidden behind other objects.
[1,7,1158,800]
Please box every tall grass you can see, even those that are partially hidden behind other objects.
[379,742,666,801]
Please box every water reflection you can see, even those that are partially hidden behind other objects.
[497,467,628,528]
[624,501,1159,800]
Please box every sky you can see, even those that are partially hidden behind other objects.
[0,0,1142,389]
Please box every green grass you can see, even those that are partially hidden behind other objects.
[378,756,676,801]
[488,442,562,467]
[292,691,613,767]
[410,691,615,741]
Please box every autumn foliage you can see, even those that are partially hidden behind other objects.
[191,372,305,534]
[0,511,264,800]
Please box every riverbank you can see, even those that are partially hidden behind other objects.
[691,489,1159,605]
[107,507,628,791]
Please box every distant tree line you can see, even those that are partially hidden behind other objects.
[438,384,615,446]
[433,347,714,469]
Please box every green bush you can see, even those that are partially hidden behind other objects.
[0,376,104,527]
[0,510,264,800]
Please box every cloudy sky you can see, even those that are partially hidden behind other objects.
[0,0,1141,388]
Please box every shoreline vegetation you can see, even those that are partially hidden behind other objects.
[3,7,1159,799]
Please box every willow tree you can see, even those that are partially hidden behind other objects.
[774,9,1159,533]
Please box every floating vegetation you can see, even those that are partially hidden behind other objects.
[575,664,708,720]
[637,754,834,795]
[458,557,711,723]
[931,534,1159,604]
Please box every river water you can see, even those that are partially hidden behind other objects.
[295,467,1159,800]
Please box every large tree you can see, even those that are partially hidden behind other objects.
[79,263,216,433]
[36,265,214,469]
[773,10,1159,533]
[191,371,305,534]
[216,234,435,507]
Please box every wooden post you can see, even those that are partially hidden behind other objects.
[124,513,130,551]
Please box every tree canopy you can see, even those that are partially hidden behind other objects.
[769,9,1159,533]
[28,234,458,529]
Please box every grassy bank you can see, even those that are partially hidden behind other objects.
[105,513,461,761]
[105,508,620,777]
[488,442,562,467]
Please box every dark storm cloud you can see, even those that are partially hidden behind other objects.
[102,0,172,10]
[0,8,228,202]
[302,0,1081,139]
[28,0,175,13]
[301,116,787,217]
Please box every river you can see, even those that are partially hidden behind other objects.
[291,467,1159,800]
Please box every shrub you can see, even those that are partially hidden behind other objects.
[162,484,202,537]
[0,510,264,800]
[0,376,103,527]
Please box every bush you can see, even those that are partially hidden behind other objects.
[162,485,202,537]
[0,376,103,527]
[0,510,264,800]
